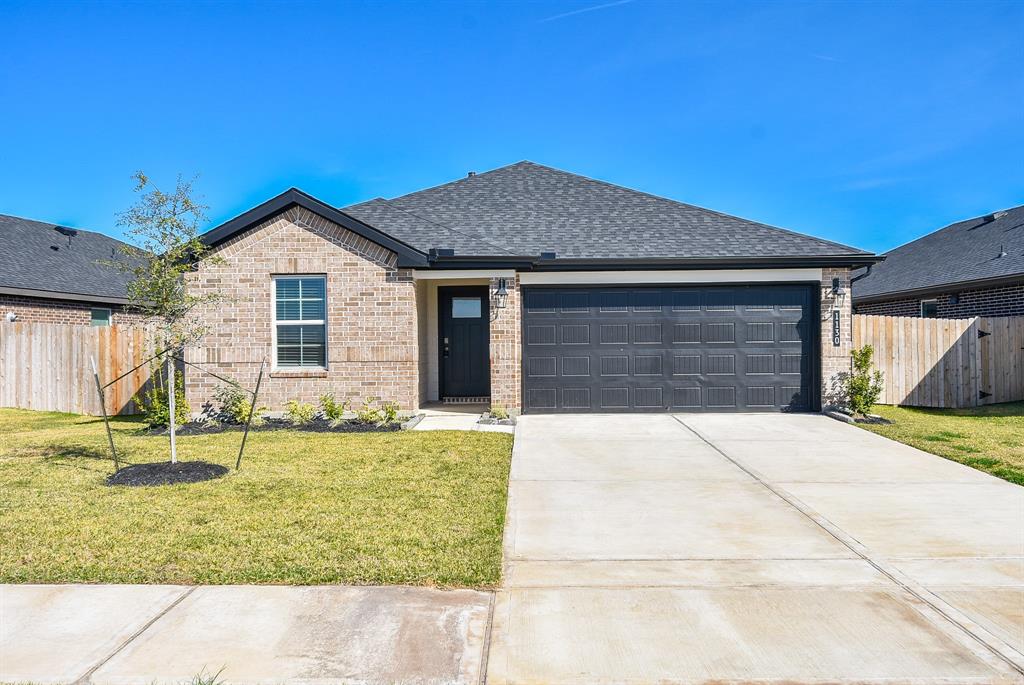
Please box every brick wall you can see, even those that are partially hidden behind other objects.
[821,267,853,408]
[184,206,419,413]
[490,275,521,412]
[854,281,1024,318]
[0,294,143,326]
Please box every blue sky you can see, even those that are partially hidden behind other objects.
[1,0,1021,254]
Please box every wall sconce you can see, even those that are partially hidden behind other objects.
[831,277,846,297]
[494,278,509,309]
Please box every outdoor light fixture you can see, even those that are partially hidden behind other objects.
[494,278,509,309]
[5,312,16,322]
[831,277,846,297]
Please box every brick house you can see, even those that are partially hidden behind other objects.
[187,162,878,414]
[853,205,1024,318]
[0,214,143,327]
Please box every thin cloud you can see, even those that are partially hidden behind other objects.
[810,53,842,63]
[540,0,635,23]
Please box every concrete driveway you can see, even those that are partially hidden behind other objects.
[488,413,1024,684]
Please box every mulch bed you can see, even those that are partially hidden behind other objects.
[145,418,401,436]
[106,461,229,487]
[854,415,894,425]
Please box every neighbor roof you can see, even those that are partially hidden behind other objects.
[0,214,138,303]
[344,161,873,262]
[853,204,1024,302]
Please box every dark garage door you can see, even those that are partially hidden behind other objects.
[521,285,818,413]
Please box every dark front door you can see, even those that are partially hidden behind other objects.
[440,286,490,399]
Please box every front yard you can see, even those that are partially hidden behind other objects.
[857,402,1024,486]
[0,409,512,587]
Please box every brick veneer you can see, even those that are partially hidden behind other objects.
[0,294,142,326]
[185,206,419,413]
[854,281,1024,318]
[821,267,854,408]
[489,274,521,412]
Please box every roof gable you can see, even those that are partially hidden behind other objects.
[853,205,1024,301]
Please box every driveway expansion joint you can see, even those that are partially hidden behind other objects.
[671,414,1024,677]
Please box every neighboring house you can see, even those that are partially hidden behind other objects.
[0,214,141,327]
[853,205,1024,318]
[186,161,878,414]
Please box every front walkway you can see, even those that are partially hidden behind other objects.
[487,413,1024,683]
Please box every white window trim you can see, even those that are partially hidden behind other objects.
[920,299,938,317]
[90,307,112,327]
[271,275,328,371]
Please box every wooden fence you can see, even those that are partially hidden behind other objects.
[0,323,152,415]
[853,315,1024,408]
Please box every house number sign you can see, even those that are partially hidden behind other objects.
[832,310,841,347]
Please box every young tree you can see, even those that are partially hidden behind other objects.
[115,172,224,462]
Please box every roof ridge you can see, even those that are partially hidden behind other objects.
[519,162,871,256]
[0,213,129,245]
[383,161,534,204]
[880,204,1024,256]
[361,197,519,256]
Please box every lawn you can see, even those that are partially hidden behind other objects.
[858,402,1024,486]
[0,409,513,587]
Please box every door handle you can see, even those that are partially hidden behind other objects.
[443,346,450,358]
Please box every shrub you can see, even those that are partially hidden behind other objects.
[319,394,350,423]
[489,405,509,421]
[285,399,317,425]
[137,367,190,428]
[845,344,885,415]
[214,383,266,426]
[354,397,401,426]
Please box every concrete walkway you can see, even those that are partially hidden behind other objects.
[1,584,490,684]
[488,413,1024,684]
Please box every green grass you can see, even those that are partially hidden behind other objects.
[857,402,1024,486]
[0,409,512,587]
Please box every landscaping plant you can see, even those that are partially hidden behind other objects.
[138,363,190,428]
[319,394,350,424]
[489,405,510,421]
[214,382,265,427]
[111,171,227,463]
[354,397,400,426]
[286,399,317,425]
[845,344,885,416]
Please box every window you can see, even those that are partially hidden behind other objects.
[273,277,326,367]
[920,299,939,318]
[452,297,482,318]
[91,308,111,327]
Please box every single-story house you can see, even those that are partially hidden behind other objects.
[854,205,1023,318]
[186,161,879,414]
[0,213,141,327]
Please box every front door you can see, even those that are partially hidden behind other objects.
[440,286,490,399]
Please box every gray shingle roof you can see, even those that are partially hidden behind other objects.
[853,204,1024,301]
[0,214,137,301]
[344,161,871,260]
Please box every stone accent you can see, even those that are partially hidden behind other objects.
[489,275,521,413]
[0,294,142,326]
[185,206,419,413]
[854,281,1024,318]
[821,267,853,409]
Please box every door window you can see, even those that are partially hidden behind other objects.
[452,297,481,318]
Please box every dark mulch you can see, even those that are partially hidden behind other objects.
[145,418,401,436]
[106,461,229,487]
[855,415,894,425]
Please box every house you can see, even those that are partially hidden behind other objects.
[853,205,1024,318]
[0,214,141,327]
[186,161,879,414]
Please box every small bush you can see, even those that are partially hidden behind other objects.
[319,394,350,423]
[844,345,885,415]
[489,405,509,421]
[137,366,190,428]
[354,397,401,426]
[285,399,317,425]
[214,383,265,426]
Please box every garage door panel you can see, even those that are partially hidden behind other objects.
[522,285,817,413]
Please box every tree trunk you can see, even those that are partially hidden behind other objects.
[167,357,177,464]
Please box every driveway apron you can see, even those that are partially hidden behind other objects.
[487,413,1024,684]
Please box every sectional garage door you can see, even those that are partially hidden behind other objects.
[521,285,818,413]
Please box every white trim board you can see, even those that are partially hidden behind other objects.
[518,268,822,285]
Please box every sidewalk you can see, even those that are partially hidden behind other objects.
[1,584,491,684]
